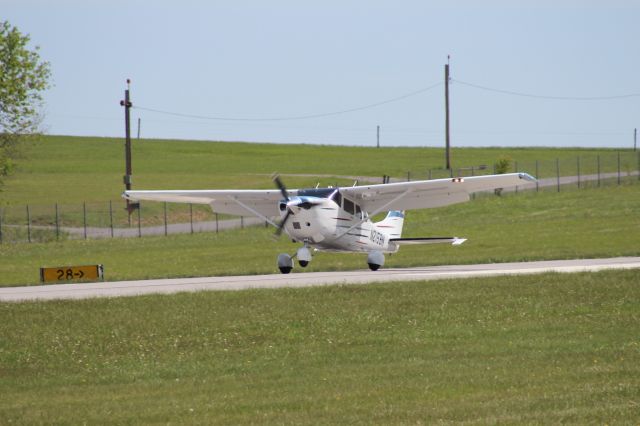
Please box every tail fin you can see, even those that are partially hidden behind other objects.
[375,210,405,239]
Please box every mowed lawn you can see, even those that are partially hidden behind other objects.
[1,270,638,424]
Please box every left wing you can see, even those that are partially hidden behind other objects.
[123,189,298,218]
[340,173,535,213]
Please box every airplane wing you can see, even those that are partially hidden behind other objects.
[123,189,296,218]
[340,173,535,213]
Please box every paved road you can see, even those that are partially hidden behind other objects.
[1,257,638,302]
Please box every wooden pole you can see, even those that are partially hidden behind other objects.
[444,61,451,170]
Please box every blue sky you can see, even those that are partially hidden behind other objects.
[5,0,640,147]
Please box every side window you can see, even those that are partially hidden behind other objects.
[344,198,355,215]
[355,204,361,216]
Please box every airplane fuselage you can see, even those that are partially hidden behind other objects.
[279,194,402,254]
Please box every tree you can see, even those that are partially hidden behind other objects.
[0,20,51,182]
[493,155,512,196]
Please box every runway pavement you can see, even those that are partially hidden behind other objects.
[1,257,639,302]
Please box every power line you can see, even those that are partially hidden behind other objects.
[453,79,640,101]
[133,82,442,122]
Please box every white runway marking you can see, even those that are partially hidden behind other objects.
[1,257,638,302]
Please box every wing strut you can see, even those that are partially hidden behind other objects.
[229,196,279,228]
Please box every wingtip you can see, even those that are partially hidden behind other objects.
[518,172,537,182]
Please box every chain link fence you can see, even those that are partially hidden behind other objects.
[1,151,638,244]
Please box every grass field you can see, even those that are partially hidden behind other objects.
[1,135,637,206]
[1,135,639,423]
[1,183,638,286]
[1,270,638,423]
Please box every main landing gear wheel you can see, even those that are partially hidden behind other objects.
[367,251,385,271]
[277,253,293,274]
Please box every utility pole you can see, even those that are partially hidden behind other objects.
[444,56,451,170]
[634,128,637,151]
[377,125,380,148]
[120,79,138,215]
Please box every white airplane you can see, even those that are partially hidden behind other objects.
[123,173,535,273]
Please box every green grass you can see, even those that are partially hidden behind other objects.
[1,135,637,206]
[1,270,638,423]
[1,183,638,287]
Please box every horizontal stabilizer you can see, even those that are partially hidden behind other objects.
[390,237,467,246]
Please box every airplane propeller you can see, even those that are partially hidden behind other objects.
[273,175,289,202]
[273,174,292,237]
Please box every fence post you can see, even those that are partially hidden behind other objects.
[535,160,539,192]
[55,203,60,240]
[556,159,560,193]
[190,204,194,234]
[215,213,219,234]
[27,205,31,243]
[109,201,114,238]
[617,151,621,185]
[577,156,581,189]
[83,202,87,240]
[137,204,142,238]
[164,202,168,236]
[597,155,601,187]
[428,169,432,180]
[407,171,411,181]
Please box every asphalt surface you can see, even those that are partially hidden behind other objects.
[1,257,638,302]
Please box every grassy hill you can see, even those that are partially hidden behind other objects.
[1,135,637,205]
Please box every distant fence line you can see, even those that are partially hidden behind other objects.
[1,152,639,244]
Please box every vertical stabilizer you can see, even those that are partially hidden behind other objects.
[375,210,405,239]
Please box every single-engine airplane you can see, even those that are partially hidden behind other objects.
[123,173,535,273]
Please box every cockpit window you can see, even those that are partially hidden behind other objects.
[344,198,355,215]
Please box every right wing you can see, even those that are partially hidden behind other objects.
[123,189,295,218]
[341,173,535,213]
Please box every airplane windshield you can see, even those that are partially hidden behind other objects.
[297,188,338,199]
